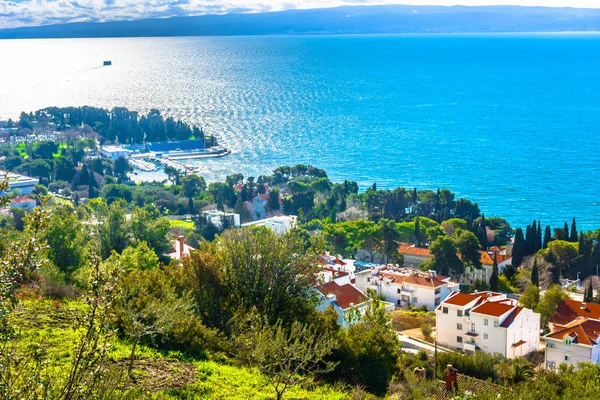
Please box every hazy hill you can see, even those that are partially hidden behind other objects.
[1,5,600,39]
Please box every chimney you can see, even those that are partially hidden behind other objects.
[487,293,492,298]
[428,270,437,278]
[178,235,185,259]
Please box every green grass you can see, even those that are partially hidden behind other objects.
[169,220,195,229]
[9,297,349,400]
[152,361,348,400]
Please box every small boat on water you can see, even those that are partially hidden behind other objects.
[103,61,112,66]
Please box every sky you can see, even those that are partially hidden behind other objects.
[1,0,600,29]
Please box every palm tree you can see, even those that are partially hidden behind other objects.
[510,362,534,384]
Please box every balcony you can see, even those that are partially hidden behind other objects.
[400,286,414,295]
[463,341,476,353]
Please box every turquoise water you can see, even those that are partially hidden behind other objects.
[0,34,599,229]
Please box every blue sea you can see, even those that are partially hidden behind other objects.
[0,34,599,230]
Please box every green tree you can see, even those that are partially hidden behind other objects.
[129,205,171,258]
[531,256,540,288]
[454,229,482,269]
[97,200,130,259]
[246,321,337,400]
[114,156,132,181]
[428,235,464,277]
[512,228,525,267]
[414,216,421,246]
[269,188,280,211]
[584,279,594,303]
[489,253,499,291]
[543,225,552,249]
[570,218,578,242]
[536,284,568,327]
[519,284,540,310]
[164,165,180,185]
[181,174,207,198]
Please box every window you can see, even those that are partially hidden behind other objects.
[457,336,463,343]
[397,299,401,305]
[443,307,448,314]
[484,333,488,340]
[457,323,463,330]
[435,288,441,295]
[397,288,401,294]
[547,342,555,349]
[367,277,371,283]
[470,323,475,332]
[412,297,418,303]
[565,339,572,346]
[457,310,463,317]
[565,355,570,362]
[494,321,499,328]
[484,319,489,326]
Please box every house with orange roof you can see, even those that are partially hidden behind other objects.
[354,265,455,310]
[436,291,540,358]
[544,299,600,369]
[316,280,394,327]
[463,251,513,285]
[398,243,433,268]
[10,195,37,211]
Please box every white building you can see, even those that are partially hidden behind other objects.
[100,145,132,160]
[0,171,37,195]
[241,215,298,235]
[355,266,454,310]
[436,291,540,358]
[544,299,600,369]
[203,209,241,229]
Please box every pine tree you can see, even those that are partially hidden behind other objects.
[479,214,487,250]
[543,225,552,249]
[513,228,525,267]
[570,218,578,242]
[536,221,542,252]
[531,257,539,288]
[490,253,499,291]
[584,279,593,303]
[414,217,421,247]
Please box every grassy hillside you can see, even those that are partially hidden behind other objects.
[10,297,348,400]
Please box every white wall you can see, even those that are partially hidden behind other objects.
[545,340,593,368]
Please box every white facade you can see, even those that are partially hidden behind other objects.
[544,300,600,369]
[545,335,600,369]
[355,266,454,310]
[436,291,540,358]
[241,215,297,235]
[100,145,132,160]
[203,209,241,229]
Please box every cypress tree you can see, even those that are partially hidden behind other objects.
[412,188,418,205]
[584,279,593,302]
[536,221,542,252]
[543,225,552,249]
[490,253,499,291]
[525,224,535,255]
[564,221,569,241]
[531,257,539,288]
[570,218,578,242]
[479,214,488,250]
[188,197,195,213]
[513,228,525,267]
[414,217,421,247]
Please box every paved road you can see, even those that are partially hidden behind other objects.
[396,332,452,354]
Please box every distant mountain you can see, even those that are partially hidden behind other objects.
[2,5,600,39]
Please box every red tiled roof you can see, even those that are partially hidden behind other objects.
[549,299,600,326]
[500,307,524,328]
[546,318,600,346]
[317,281,369,310]
[11,196,35,204]
[398,243,433,258]
[442,292,492,307]
[322,267,349,277]
[480,251,494,265]
[380,271,448,288]
[259,194,269,200]
[333,258,347,266]
[471,301,515,318]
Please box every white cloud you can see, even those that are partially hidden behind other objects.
[1,0,600,29]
